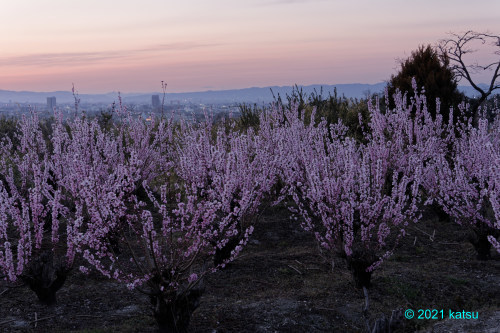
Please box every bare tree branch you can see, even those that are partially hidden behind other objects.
[438,30,500,119]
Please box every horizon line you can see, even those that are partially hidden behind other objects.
[0,81,489,96]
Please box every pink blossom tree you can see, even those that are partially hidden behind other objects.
[266,85,435,289]
[432,104,500,259]
[0,111,73,304]
[70,111,273,332]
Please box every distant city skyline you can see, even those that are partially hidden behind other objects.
[0,1,498,94]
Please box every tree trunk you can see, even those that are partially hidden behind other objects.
[347,252,377,289]
[150,287,204,333]
[468,219,500,260]
[22,251,69,306]
[469,230,492,261]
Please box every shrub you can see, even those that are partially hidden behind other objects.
[388,44,464,124]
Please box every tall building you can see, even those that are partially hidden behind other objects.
[47,96,56,111]
[152,95,160,108]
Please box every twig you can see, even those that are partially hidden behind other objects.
[29,315,57,325]
[409,226,436,241]
[294,259,304,267]
[287,264,302,275]
[0,289,8,296]
[0,319,16,326]
[232,253,250,261]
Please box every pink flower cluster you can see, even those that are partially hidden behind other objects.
[0,106,270,304]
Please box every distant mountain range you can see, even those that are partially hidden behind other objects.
[0,83,491,105]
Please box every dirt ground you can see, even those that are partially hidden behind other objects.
[1,205,499,332]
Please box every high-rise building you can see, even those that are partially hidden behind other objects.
[152,95,160,108]
[47,96,56,111]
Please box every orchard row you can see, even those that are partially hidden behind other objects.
[0,80,499,331]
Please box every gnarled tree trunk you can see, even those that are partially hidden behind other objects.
[22,251,69,306]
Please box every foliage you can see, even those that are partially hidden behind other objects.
[388,44,464,124]
[0,116,19,146]
[236,103,261,133]
[270,85,371,142]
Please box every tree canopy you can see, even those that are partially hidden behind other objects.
[388,44,464,123]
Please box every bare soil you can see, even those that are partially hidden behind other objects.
[1,205,499,332]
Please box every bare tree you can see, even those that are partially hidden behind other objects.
[439,30,500,118]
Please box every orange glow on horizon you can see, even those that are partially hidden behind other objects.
[0,0,498,93]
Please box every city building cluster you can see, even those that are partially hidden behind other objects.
[0,95,241,121]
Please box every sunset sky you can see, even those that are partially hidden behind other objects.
[0,0,498,93]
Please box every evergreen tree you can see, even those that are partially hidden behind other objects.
[388,45,464,123]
